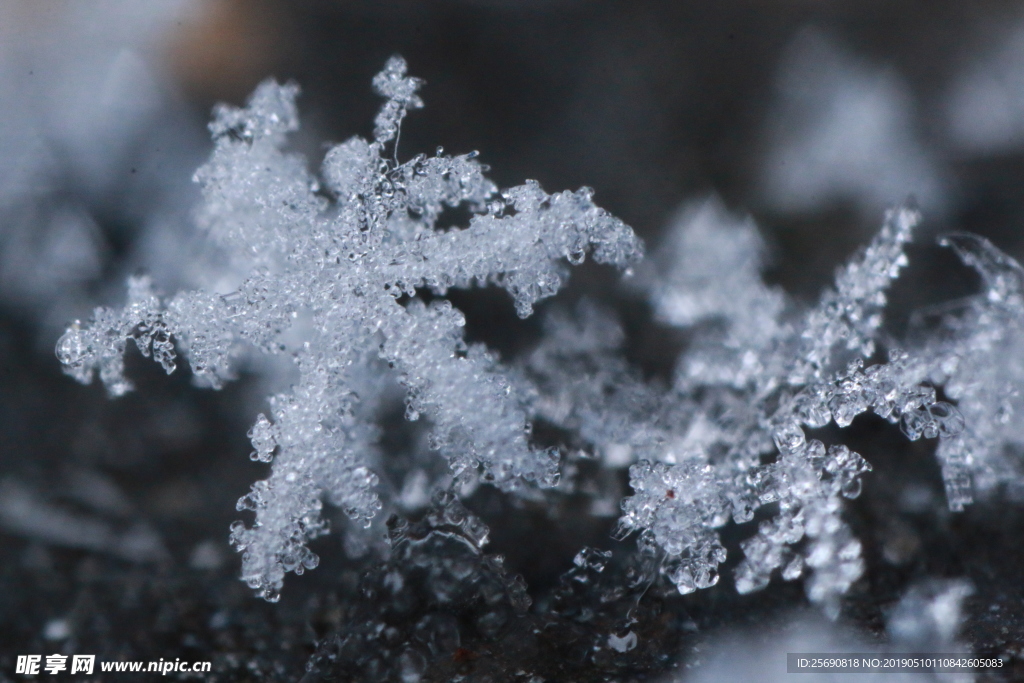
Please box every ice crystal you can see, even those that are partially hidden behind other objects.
[524,199,980,614]
[54,54,1024,619]
[56,56,641,600]
[904,233,1024,510]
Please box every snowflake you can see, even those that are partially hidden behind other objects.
[56,56,642,600]
[523,199,973,615]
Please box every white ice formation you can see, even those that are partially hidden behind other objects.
[57,57,1024,614]
[56,57,641,600]
[523,196,1022,616]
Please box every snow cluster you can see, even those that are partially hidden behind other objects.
[58,58,1024,610]
[525,196,1022,615]
[57,57,641,601]
[525,200,928,613]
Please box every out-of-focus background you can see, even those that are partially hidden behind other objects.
[9,0,1024,335]
[2,1,1024,680]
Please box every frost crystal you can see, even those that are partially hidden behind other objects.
[525,199,977,614]
[57,57,641,600]
[56,55,1023,617]
[905,233,1024,510]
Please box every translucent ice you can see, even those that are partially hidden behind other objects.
[58,57,641,599]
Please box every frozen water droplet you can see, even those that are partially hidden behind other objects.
[773,420,806,454]
[56,325,87,367]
